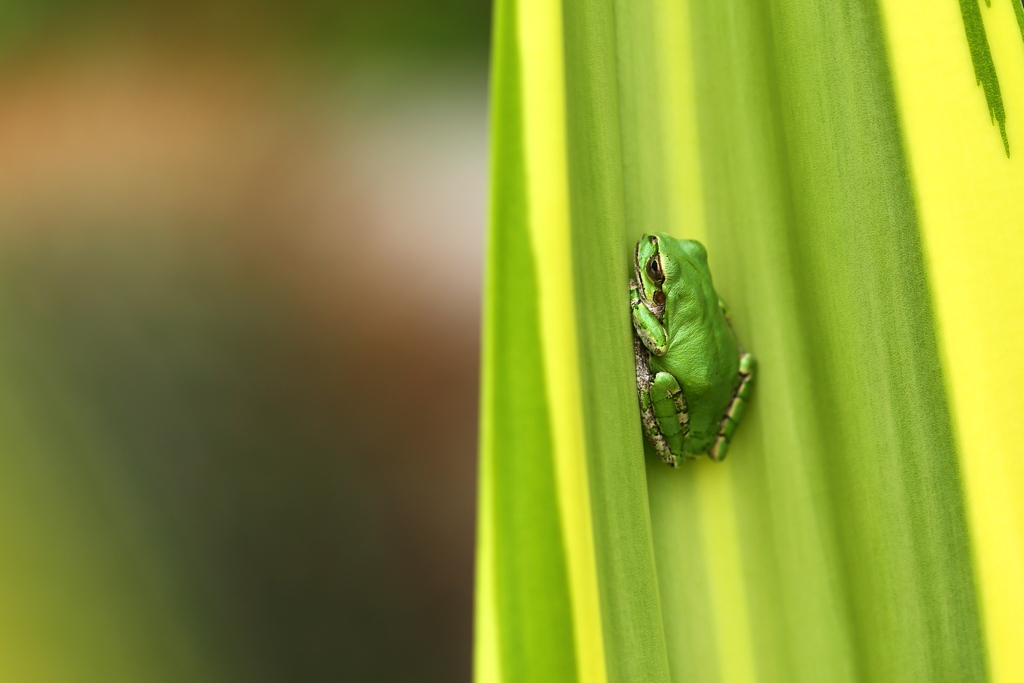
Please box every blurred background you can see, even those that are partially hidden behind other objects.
[0,1,488,681]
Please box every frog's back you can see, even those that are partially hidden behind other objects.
[651,244,740,454]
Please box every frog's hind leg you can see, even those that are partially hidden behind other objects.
[650,372,689,466]
[709,353,755,462]
[635,337,688,467]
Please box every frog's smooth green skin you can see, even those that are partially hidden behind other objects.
[630,233,755,466]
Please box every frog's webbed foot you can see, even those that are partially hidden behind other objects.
[635,336,689,467]
[709,353,756,462]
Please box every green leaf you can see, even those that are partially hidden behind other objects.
[475,0,578,679]
[477,0,990,681]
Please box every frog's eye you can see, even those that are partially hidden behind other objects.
[646,256,665,284]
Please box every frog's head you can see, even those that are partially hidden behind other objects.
[634,233,711,317]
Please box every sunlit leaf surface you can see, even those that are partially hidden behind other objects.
[477,0,1024,681]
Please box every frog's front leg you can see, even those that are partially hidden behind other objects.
[630,279,666,356]
[634,337,689,467]
[709,353,756,462]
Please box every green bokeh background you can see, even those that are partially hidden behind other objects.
[0,1,489,681]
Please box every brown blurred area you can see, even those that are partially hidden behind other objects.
[0,2,487,681]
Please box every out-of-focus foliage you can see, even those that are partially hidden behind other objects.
[0,0,489,681]
[0,0,490,60]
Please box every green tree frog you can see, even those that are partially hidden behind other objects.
[630,233,755,465]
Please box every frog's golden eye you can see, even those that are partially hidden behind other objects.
[646,256,665,284]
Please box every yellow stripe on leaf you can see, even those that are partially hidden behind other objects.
[880,0,1024,679]
[517,0,607,680]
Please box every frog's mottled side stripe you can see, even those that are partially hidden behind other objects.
[881,0,1024,679]
[474,0,578,679]
[517,0,608,681]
